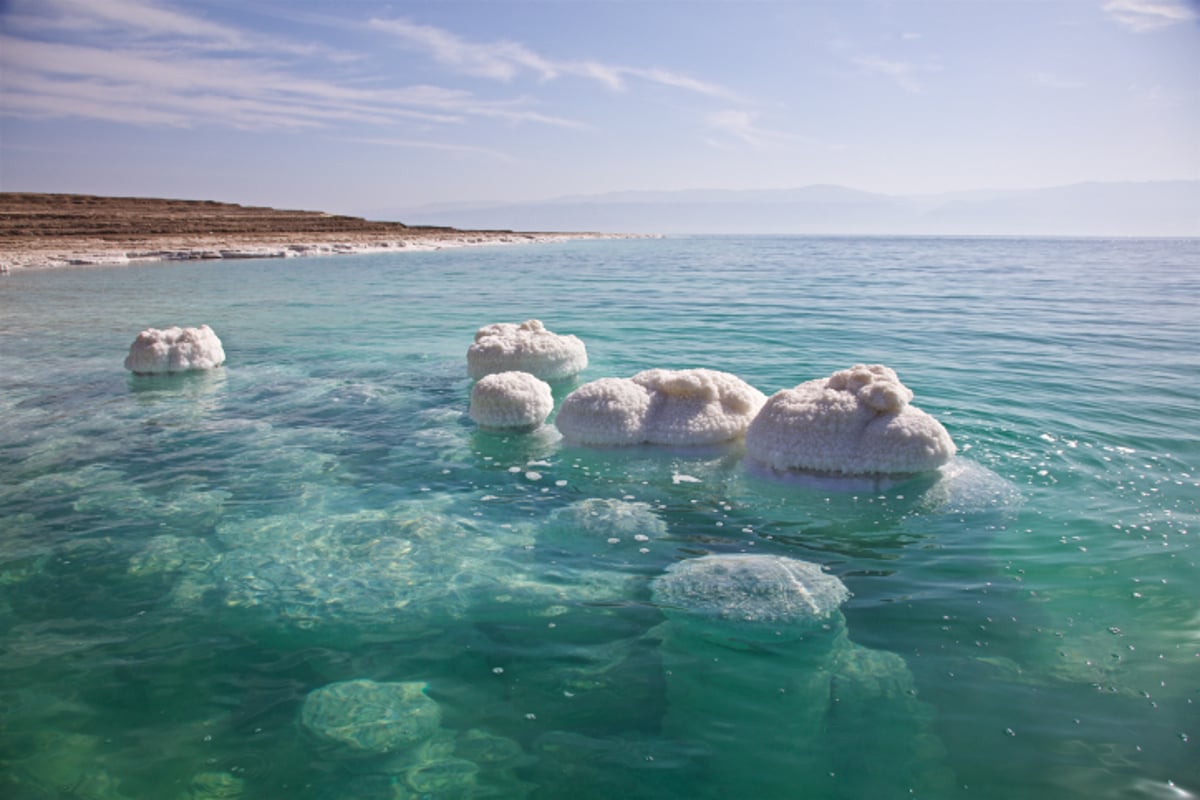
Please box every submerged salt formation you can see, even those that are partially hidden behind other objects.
[123,324,226,374]
[130,494,640,637]
[548,498,668,542]
[653,553,849,636]
[469,371,553,430]
[467,319,587,381]
[299,677,538,799]
[651,553,952,797]
[537,497,668,565]
[745,363,955,475]
[300,679,442,758]
[555,368,766,446]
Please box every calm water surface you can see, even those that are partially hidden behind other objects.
[1,236,1197,799]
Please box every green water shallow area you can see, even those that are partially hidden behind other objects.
[1,235,1197,799]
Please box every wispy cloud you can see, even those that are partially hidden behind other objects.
[853,55,938,94]
[367,18,558,82]
[0,34,578,131]
[0,0,742,157]
[349,137,518,162]
[0,1,583,133]
[368,16,738,100]
[705,109,801,149]
[1103,0,1199,32]
[5,0,343,58]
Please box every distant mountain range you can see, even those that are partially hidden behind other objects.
[372,181,1200,236]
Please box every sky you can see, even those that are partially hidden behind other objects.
[0,0,1197,217]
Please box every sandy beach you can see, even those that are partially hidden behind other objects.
[0,193,625,272]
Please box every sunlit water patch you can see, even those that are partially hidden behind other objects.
[1,236,1197,799]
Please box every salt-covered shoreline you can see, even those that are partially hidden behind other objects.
[0,231,636,273]
[0,192,646,273]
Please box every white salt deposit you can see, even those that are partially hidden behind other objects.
[744,364,955,475]
[123,324,226,374]
[555,368,766,446]
[469,371,553,430]
[466,319,588,381]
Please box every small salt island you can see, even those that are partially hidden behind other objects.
[555,367,765,446]
[745,363,955,475]
[124,324,226,374]
[469,371,554,430]
[466,319,588,381]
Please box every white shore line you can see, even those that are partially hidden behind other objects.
[0,231,654,273]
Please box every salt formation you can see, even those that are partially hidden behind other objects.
[745,363,955,475]
[123,324,225,374]
[128,496,633,635]
[650,553,952,797]
[300,679,442,758]
[298,681,535,796]
[299,678,539,799]
[469,371,553,430]
[548,498,668,542]
[467,319,587,381]
[652,553,849,636]
[539,498,668,562]
[555,368,766,446]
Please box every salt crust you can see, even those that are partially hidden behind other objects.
[466,319,588,381]
[123,324,226,374]
[469,371,553,430]
[555,368,766,446]
[744,363,955,475]
[1,233,643,273]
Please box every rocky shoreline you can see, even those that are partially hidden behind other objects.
[0,193,631,272]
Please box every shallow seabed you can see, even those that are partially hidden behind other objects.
[1,235,1197,799]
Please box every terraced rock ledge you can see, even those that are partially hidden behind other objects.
[0,193,627,272]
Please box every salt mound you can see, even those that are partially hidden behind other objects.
[555,368,766,446]
[745,364,955,475]
[467,319,587,381]
[552,377,651,445]
[124,324,225,374]
[469,371,553,430]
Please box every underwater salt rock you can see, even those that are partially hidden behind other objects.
[652,554,849,632]
[555,368,766,446]
[300,679,442,758]
[127,535,218,576]
[404,757,480,795]
[745,363,955,475]
[547,497,668,542]
[206,510,455,629]
[453,729,524,766]
[13,730,135,800]
[149,497,536,634]
[467,319,587,381]
[469,371,554,430]
[124,324,226,374]
[183,770,245,800]
[651,552,948,798]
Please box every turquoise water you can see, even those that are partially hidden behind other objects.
[1,236,1197,799]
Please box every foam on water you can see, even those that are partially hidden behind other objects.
[1,236,1197,799]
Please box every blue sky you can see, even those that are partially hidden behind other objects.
[1,0,1197,216]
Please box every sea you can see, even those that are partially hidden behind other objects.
[0,235,1196,800]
